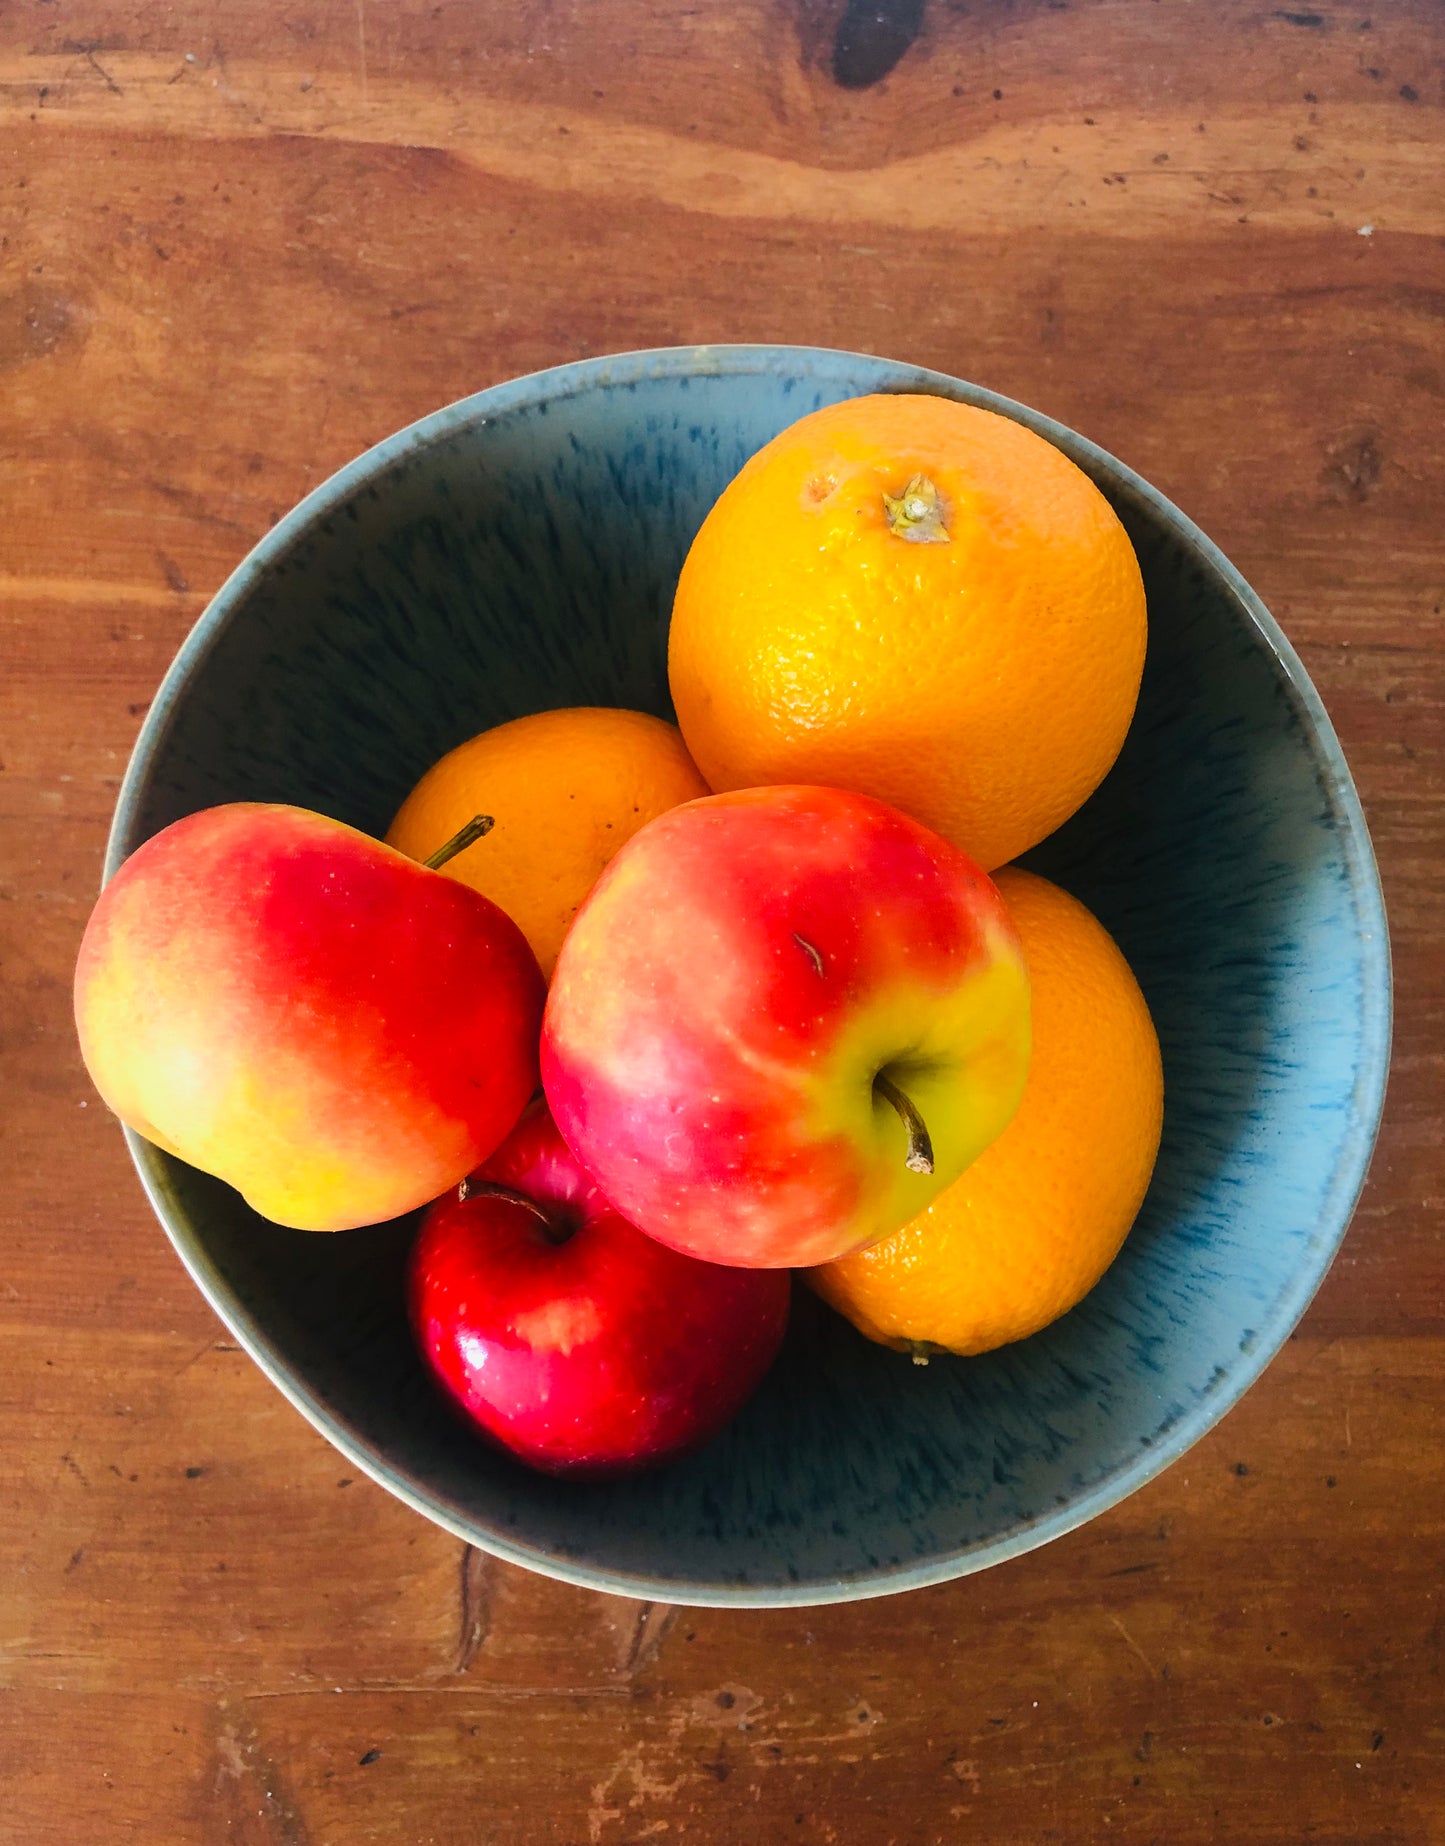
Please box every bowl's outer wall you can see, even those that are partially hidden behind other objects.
[109,347,1390,1606]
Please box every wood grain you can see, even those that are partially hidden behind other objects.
[2,0,1442,1838]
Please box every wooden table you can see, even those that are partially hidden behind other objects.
[4,3,1442,1838]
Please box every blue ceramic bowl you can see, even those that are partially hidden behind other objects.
[108,346,1390,1606]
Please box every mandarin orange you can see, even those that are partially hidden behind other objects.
[668,394,1146,871]
[386,707,709,977]
[807,866,1163,1357]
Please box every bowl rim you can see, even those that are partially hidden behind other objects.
[107,343,1393,1607]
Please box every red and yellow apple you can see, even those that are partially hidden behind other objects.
[410,1100,791,1476]
[541,785,1031,1268]
[74,803,545,1232]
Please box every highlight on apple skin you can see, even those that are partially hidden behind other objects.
[409,1100,792,1477]
[74,802,546,1232]
[541,784,1032,1270]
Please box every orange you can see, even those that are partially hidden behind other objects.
[668,393,1146,872]
[386,708,709,977]
[807,866,1163,1357]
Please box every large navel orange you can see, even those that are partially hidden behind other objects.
[668,394,1147,872]
[386,707,709,977]
[807,866,1163,1357]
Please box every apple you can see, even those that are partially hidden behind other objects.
[409,1099,791,1477]
[541,785,1031,1269]
[74,802,545,1232]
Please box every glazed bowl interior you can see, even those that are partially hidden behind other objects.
[110,346,1390,1606]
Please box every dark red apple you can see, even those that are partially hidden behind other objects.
[408,1101,791,1477]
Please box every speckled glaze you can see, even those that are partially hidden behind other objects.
[107,346,1391,1607]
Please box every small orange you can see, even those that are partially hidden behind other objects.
[668,393,1146,872]
[807,866,1163,1357]
[386,708,709,977]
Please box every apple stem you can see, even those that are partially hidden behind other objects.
[874,1072,935,1175]
[458,1177,571,1244]
[425,814,494,870]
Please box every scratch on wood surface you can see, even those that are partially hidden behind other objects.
[213,1711,312,1845]
[59,1451,90,1488]
[156,550,191,594]
[142,474,260,540]
[588,1741,685,1842]
[0,574,203,609]
[355,0,368,102]
[1107,1612,1157,1677]
[588,1792,623,1844]
[80,46,123,94]
[169,1334,220,1382]
[683,1683,763,1730]
[621,1601,679,1679]
[243,1683,630,1701]
[455,1544,490,1674]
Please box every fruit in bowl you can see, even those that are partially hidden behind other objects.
[75,388,1152,1471]
[668,392,1147,872]
[86,348,1388,1604]
[542,783,1032,1269]
[386,706,709,978]
[809,866,1164,1357]
[74,803,545,1232]
[409,1101,792,1477]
